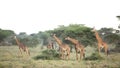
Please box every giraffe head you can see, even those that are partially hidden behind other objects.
[91,27,96,32]
[65,37,70,40]
[53,34,56,37]
[50,33,55,37]
[14,36,17,39]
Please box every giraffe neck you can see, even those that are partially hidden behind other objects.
[14,37,20,45]
[68,38,79,45]
[94,31,103,43]
[53,35,62,46]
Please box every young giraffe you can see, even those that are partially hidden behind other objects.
[92,28,109,55]
[52,34,70,60]
[65,37,85,60]
[47,42,54,49]
[14,36,30,56]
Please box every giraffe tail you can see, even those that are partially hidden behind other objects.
[83,53,85,58]
[107,49,110,56]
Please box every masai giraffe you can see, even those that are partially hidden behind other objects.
[14,36,30,56]
[65,37,85,60]
[92,28,109,55]
[52,34,70,60]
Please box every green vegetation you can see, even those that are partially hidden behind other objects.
[0,24,120,68]
[0,46,120,68]
[0,29,15,41]
[33,49,60,60]
[0,24,120,49]
[85,52,104,60]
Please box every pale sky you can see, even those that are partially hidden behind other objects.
[0,0,120,34]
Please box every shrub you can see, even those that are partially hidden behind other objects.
[84,52,104,60]
[33,49,60,60]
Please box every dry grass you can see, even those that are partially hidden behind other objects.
[0,46,120,68]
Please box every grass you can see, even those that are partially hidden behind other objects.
[0,46,120,68]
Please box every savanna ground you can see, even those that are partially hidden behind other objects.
[0,45,120,68]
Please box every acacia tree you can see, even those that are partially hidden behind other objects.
[14,32,42,47]
[38,31,50,46]
[0,29,15,46]
[47,24,96,47]
[0,29,15,42]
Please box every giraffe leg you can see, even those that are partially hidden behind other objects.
[76,52,78,60]
[66,49,69,60]
[80,50,83,60]
[19,48,23,56]
[105,47,108,56]
[59,48,61,57]
[28,50,30,56]
[67,49,70,60]
[83,50,85,58]
[60,49,63,59]
[59,48,62,59]
[64,51,67,60]
[67,52,70,60]
[63,51,67,59]
[62,50,64,59]
[80,52,82,60]
[25,47,30,56]
[64,51,66,60]
[62,50,65,60]
[98,44,101,54]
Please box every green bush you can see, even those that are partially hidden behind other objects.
[33,49,60,60]
[84,52,104,60]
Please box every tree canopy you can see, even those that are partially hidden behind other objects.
[0,24,120,48]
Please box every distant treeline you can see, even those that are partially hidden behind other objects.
[0,24,120,48]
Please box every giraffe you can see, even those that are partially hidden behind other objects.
[91,28,109,55]
[47,42,54,49]
[65,37,85,60]
[14,36,30,56]
[52,34,70,60]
